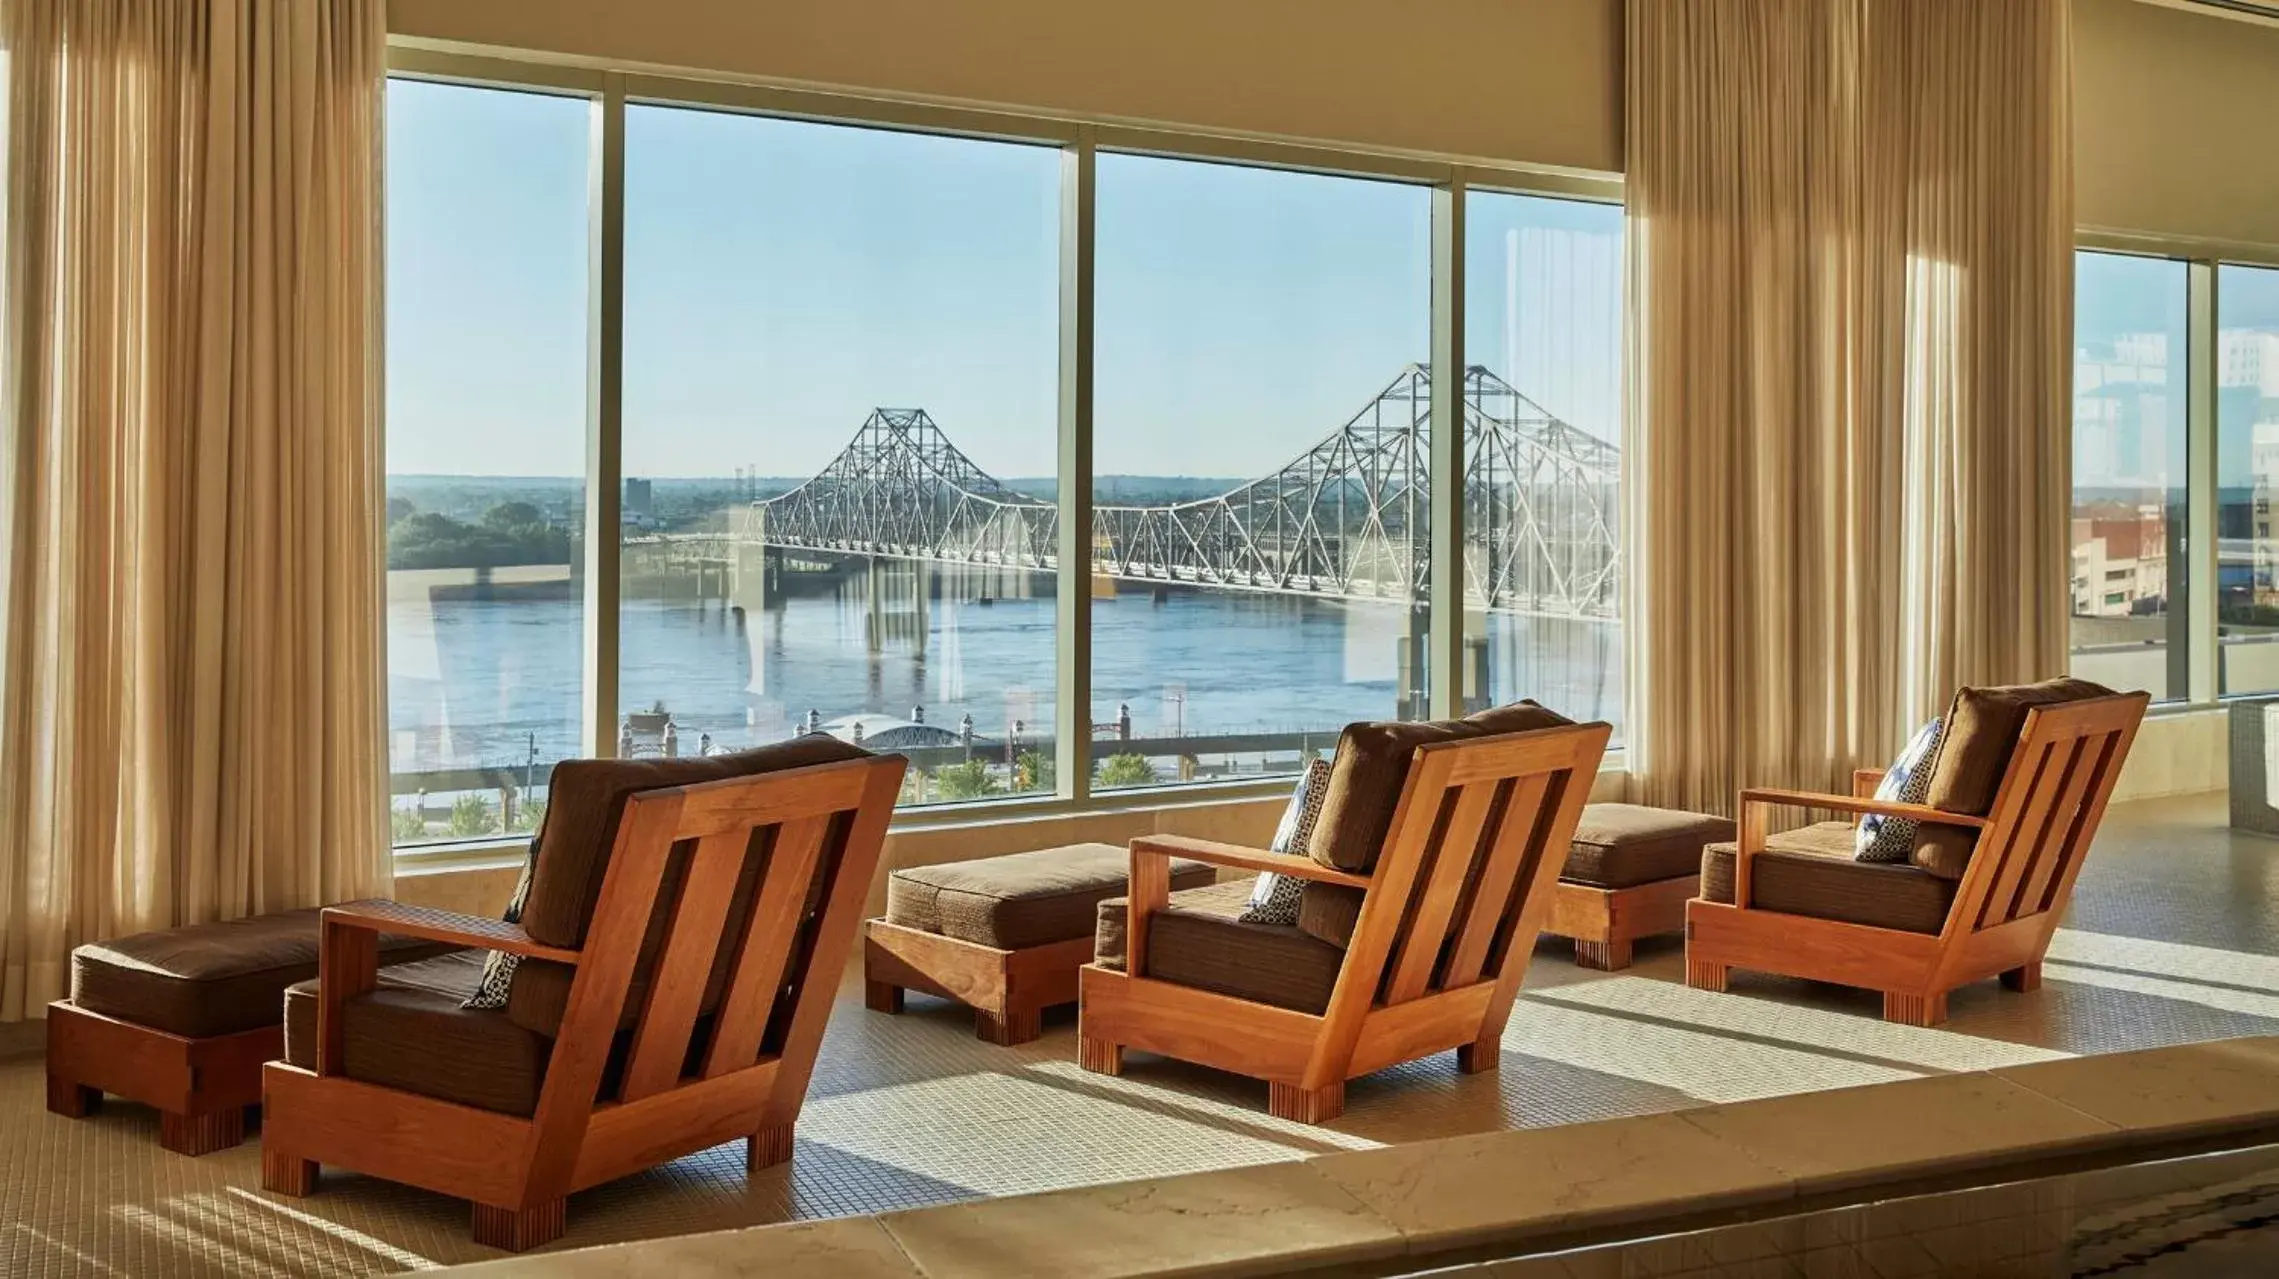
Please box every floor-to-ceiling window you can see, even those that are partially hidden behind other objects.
[384,79,593,845]
[2069,250,2189,701]
[1089,154,1433,790]
[2219,263,2279,695]
[619,108,1061,804]
[1461,191,1625,738]
[381,58,1631,844]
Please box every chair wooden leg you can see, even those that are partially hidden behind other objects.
[748,1122,794,1171]
[1268,1080,1345,1125]
[1574,939,1634,971]
[1684,956,1729,993]
[2001,962,2043,993]
[46,1073,98,1118]
[1882,990,1949,1027]
[976,1005,1041,1047]
[864,979,904,1014]
[472,1199,565,1253]
[160,1107,247,1156]
[261,1147,318,1197]
[1457,1039,1500,1075]
[1078,1035,1123,1076]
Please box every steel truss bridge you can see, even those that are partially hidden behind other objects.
[706,365,1617,621]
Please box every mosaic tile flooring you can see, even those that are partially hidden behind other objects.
[1,792,2274,1277]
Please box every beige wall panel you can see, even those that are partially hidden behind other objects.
[388,0,1623,173]
[2075,0,2279,248]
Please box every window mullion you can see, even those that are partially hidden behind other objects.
[2187,259,2217,705]
[584,75,627,756]
[1055,129,1097,800]
[1428,178,1467,719]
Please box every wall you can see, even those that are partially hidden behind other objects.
[387,0,1624,174]
[2074,0,2279,248]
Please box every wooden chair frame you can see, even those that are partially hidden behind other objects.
[1685,692,2147,1027]
[1078,721,1611,1124]
[260,754,905,1252]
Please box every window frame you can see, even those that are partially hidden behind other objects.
[381,44,1627,864]
[2073,229,2279,709]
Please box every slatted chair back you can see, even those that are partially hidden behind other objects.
[1334,721,1611,1014]
[523,752,906,1195]
[1947,692,2147,941]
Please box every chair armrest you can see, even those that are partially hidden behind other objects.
[1852,769,1886,799]
[322,900,582,965]
[1738,789,1987,831]
[1127,835,1373,889]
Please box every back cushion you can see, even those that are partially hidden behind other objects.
[1302,701,1574,878]
[517,735,869,948]
[1922,678,2114,819]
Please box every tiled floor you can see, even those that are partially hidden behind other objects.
[2,793,2275,1277]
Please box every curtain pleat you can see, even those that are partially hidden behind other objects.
[0,0,388,1020]
[1624,0,2073,815]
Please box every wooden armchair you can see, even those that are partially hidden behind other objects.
[1080,717,1610,1124]
[1685,687,2147,1026]
[260,745,905,1251]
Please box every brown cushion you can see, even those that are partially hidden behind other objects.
[1295,882,1367,950]
[887,844,1215,949]
[518,736,870,948]
[70,909,458,1039]
[284,951,548,1117]
[1700,822,1957,935]
[1924,678,2114,818]
[1095,879,1346,1015]
[1563,804,1735,889]
[504,736,873,1039]
[1305,701,1574,873]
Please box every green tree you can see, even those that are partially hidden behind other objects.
[1015,749,1054,794]
[1095,753,1158,788]
[448,792,498,838]
[483,500,546,531]
[386,495,416,525]
[509,797,546,834]
[933,760,1001,801]
[391,805,429,842]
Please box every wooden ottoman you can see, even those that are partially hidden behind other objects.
[46,910,452,1154]
[1546,804,1735,971]
[865,843,1213,1045]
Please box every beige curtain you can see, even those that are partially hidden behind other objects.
[0,0,389,1020]
[1623,0,2073,814]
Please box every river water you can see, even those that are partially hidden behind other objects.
[387,577,1623,782]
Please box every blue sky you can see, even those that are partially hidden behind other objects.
[384,78,1613,481]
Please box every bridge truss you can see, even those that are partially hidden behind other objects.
[734,365,1619,620]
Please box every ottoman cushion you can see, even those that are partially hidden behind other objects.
[887,843,1214,950]
[284,950,549,1117]
[71,908,457,1039]
[1562,804,1736,889]
[1095,879,1346,1015]
[1701,822,1958,934]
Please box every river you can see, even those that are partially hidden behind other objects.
[386,569,1623,784]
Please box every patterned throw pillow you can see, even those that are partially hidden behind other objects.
[1241,758,1331,925]
[461,838,540,1010]
[1855,718,1945,865]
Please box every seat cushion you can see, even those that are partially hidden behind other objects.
[1563,804,1735,889]
[888,844,1215,950]
[1700,822,1958,935]
[70,909,458,1039]
[1095,879,1346,1015]
[1305,701,1574,874]
[284,950,549,1117]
